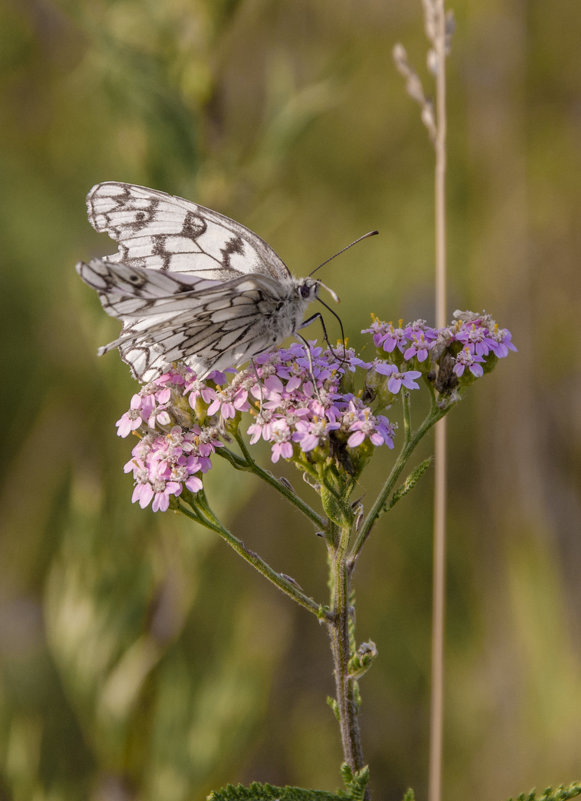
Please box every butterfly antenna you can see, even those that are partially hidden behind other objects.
[308,230,379,277]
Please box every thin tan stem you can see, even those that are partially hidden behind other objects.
[434,42,447,329]
[429,3,448,801]
[430,417,446,801]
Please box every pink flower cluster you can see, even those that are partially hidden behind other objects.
[115,311,515,512]
[116,343,398,511]
[363,309,516,379]
[116,372,223,512]
[245,344,395,462]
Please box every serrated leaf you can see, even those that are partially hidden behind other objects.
[387,457,432,511]
[339,763,370,801]
[207,781,350,801]
[320,485,352,527]
[506,783,581,801]
[327,694,340,721]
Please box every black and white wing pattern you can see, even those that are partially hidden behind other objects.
[86,182,291,281]
[76,183,319,383]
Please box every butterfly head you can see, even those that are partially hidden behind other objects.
[298,277,321,303]
[297,277,340,305]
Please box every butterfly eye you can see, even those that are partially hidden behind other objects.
[300,283,313,299]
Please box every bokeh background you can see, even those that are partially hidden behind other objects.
[1,1,580,800]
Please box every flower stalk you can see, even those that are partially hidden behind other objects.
[350,393,448,564]
[327,523,367,785]
[109,312,515,797]
[177,490,328,619]
[232,429,327,529]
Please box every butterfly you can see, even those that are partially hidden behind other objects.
[76,182,341,384]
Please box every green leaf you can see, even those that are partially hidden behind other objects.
[506,783,581,801]
[387,457,432,511]
[207,781,350,800]
[327,694,340,721]
[347,640,378,679]
[320,484,353,527]
[339,763,370,801]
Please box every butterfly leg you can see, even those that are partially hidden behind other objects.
[250,358,264,408]
[299,310,347,363]
[314,299,347,363]
[295,333,322,400]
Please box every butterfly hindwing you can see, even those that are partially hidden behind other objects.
[76,256,303,382]
[119,312,275,384]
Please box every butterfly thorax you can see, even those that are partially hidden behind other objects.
[251,275,319,346]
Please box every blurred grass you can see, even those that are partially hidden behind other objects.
[1,1,580,800]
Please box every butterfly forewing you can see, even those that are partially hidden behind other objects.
[87,182,291,281]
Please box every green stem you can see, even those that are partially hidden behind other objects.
[233,430,327,530]
[327,524,367,791]
[177,494,329,620]
[349,400,449,563]
[215,444,248,470]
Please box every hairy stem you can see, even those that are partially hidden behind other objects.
[327,524,368,795]
[349,398,448,563]
[233,431,327,530]
[177,494,329,619]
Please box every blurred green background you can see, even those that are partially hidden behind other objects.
[1,1,580,800]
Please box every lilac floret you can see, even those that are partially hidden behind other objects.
[373,361,422,393]
[490,327,517,358]
[453,346,485,378]
[403,331,431,362]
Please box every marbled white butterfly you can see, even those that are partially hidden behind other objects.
[76,182,344,384]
